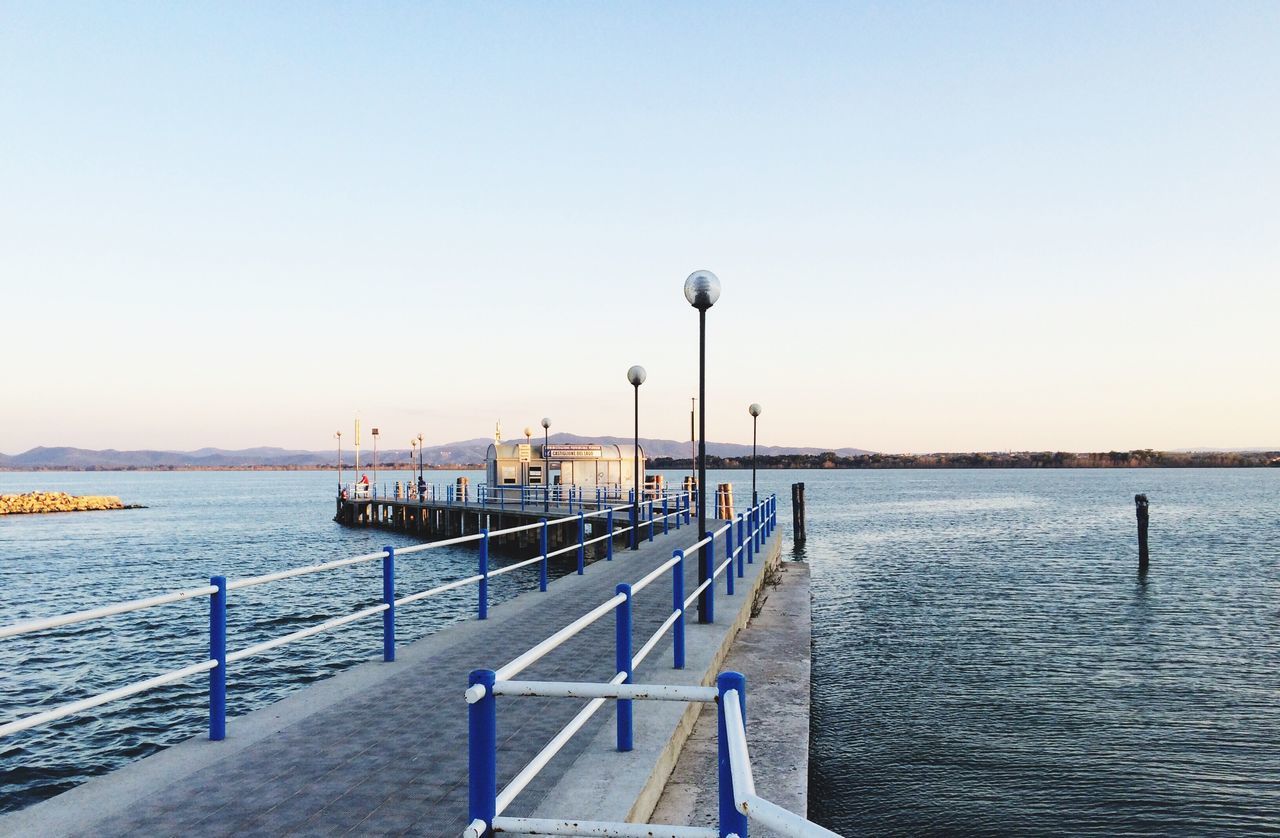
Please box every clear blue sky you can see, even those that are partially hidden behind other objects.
[2,1,1276,454]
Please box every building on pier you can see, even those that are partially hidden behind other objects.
[485,441,645,491]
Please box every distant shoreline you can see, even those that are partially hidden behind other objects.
[0,464,485,473]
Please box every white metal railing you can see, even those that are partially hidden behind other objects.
[462,495,817,837]
[0,490,694,747]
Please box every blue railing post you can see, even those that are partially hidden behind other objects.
[521,486,526,512]
[737,514,745,576]
[629,489,637,550]
[706,534,716,623]
[478,529,490,619]
[576,509,586,573]
[500,487,505,511]
[539,518,549,592]
[725,526,735,596]
[615,583,634,752]
[663,493,670,535]
[675,493,682,530]
[757,505,764,550]
[772,494,777,535]
[672,550,685,669]
[685,491,692,525]
[382,546,396,662]
[469,669,497,837]
[606,508,614,560]
[209,575,227,741]
[746,509,755,565]
[717,671,748,838]
[647,501,654,543]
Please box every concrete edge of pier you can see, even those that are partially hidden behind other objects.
[521,538,796,829]
[649,561,811,834]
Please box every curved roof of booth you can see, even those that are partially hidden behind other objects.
[485,442,644,460]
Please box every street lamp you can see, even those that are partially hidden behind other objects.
[748,404,762,506]
[684,269,720,623]
[524,426,532,487]
[417,433,425,496]
[627,365,646,550]
[335,431,343,495]
[372,427,380,493]
[541,417,551,512]
[409,438,418,497]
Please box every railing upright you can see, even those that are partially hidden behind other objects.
[746,509,755,565]
[663,494,670,535]
[628,489,637,550]
[468,669,497,837]
[382,546,396,661]
[615,583,633,752]
[606,508,614,561]
[478,530,490,619]
[717,671,748,838]
[539,519,549,592]
[706,534,716,623]
[672,550,685,669]
[725,525,735,596]
[647,501,655,543]
[576,512,586,574]
[736,514,745,577]
[209,575,227,741]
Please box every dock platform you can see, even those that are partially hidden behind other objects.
[2,519,783,837]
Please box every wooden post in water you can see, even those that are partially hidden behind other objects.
[791,482,806,545]
[1135,493,1150,573]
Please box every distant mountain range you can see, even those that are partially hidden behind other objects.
[0,435,874,470]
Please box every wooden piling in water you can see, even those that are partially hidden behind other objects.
[791,482,806,544]
[1135,493,1149,573]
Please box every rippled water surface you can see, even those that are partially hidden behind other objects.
[2,468,1278,833]
[796,469,1280,835]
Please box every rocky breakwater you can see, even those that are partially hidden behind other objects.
[0,492,142,515]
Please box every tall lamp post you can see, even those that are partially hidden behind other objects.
[541,417,551,513]
[335,431,343,495]
[748,404,761,506]
[372,427,379,493]
[417,433,425,494]
[409,439,417,497]
[627,365,646,550]
[684,269,721,623]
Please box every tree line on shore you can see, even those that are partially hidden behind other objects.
[650,450,1280,469]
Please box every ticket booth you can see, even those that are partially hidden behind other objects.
[486,440,644,492]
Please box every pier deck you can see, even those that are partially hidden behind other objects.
[4,521,781,838]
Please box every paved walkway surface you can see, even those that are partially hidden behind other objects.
[7,519,776,838]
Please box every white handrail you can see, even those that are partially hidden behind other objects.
[631,556,681,595]
[491,816,717,837]
[0,659,218,738]
[494,594,626,682]
[491,680,716,703]
[398,532,484,555]
[495,670,626,814]
[723,688,841,838]
[0,585,219,639]
[226,604,388,663]
[396,574,486,607]
[632,609,682,670]
[227,552,385,591]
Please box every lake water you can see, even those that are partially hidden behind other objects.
[2,468,1278,833]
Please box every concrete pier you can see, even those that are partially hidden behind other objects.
[1,521,784,837]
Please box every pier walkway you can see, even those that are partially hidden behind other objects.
[4,520,782,838]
